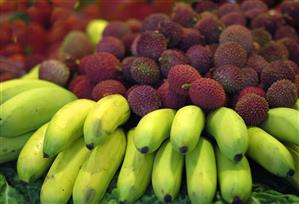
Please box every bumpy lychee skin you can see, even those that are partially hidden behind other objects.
[186,45,213,75]
[266,79,297,108]
[280,38,299,66]
[131,31,167,60]
[241,67,259,87]
[130,57,160,85]
[240,0,268,19]
[194,1,218,14]
[251,28,272,47]
[141,13,170,32]
[189,78,226,111]
[178,28,206,51]
[213,64,244,94]
[39,59,70,86]
[168,64,201,96]
[121,56,137,83]
[251,13,284,35]
[259,41,289,62]
[171,2,198,27]
[103,21,131,38]
[91,80,126,101]
[237,86,266,102]
[235,93,269,126]
[83,52,121,84]
[260,60,296,89]
[220,12,246,26]
[159,49,189,77]
[69,76,93,99]
[157,80,186,109]
[121,32,138,55]
[127,85,161,116]
[219,25,253,53]
[218,3,241,17]
[158,20,183,47]
[274,25,299,41]
[246,53,269,75]
[96,36,125,59]
[214,42,247,67]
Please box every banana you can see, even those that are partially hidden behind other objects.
[216,147,252,204]
[43,99,96,157]
[152,140,184,203]
[261,108,299,145]
[0,87,77,137]
[117,129,155,204]
[285,144,299,191]
[21,64,39,80]
[186,137,217,204]
[134,109,176,154]
[291,99,299,110]
[0,79,59,104]
[84,94,130,149]
[247,127,295,177]
[17,124,54,183]
[73,128,126,204]
[206,107,248,162]
[40,137,90,204]
[170,105,205,154]
[0,131,33,164]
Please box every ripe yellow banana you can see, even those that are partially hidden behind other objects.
[292,99,299,110]
[170,105,205,154]
[20,64,39,80]
[261,108,299,145]
[285,144,299,191]
[207,107,248,162]
[43,99,96,157]
[84,94,130,149]
[117,128,155,204]
[134,109,176,154]
[17,124,54,183]
[0,78,59,104]
[186,137,217,204]
[216,147,252,204]
[247,127,295,177]
[40,137,90,204]
[0,131,33,164]
[73,128,126,204]
[152,140,184,203]
[0,87,77,137]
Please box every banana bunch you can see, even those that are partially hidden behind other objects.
[286,144,299,191]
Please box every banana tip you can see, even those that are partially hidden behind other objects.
[86,143,94,150]
[43,152,49,158]
[180,146,188,154]
[140,146,149,154]
[164,194,172,203]
[234,154,243,162]
[232,196,241,204]
[287,169,295,177]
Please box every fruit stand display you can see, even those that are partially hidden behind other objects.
[1,0,299,203]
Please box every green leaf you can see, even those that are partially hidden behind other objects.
[0,174,26,204]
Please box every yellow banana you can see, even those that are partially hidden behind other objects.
[285,144,299,191]
[17,124,54,183]
[0,131,33,164]
[43,99,96,157]
[0,87,77,137]
[206,107,248,162]
[152,140,184,203]
[186,137,217,204]
[21,64,39,80]
[73,128,126,204]
[40,137,90,204]
[117,128,155,204]
[134,109,176,154]
[261,108,299,145]
[170,105,205,154]
[84,94,130,149]
[216,147,252,204]
[292,99,299,110]
[247,127,295,177]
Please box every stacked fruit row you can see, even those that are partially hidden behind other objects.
[1,78,298,203]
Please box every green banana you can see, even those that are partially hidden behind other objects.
[17,124,54,183]
[247,127,295,177]
[206,107,248,162]
[170,105,205,154]
[117,128,155,204]
[216,147,252,204]
[73,128,126,204]
[186,137,217,204]
[0,87,77,137]
[152,140,184,203]
[261,108,299,145]
[0,79,59,105]
[134,109,176,154]
[0,131,33,164]
[286,144,299,191]
[84,94,130,149]
[21,64,39,80]
[40,137,90,204]
[43,99,96,157]
[291,99,299,110]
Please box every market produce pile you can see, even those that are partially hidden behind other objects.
[1,0,299,203]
